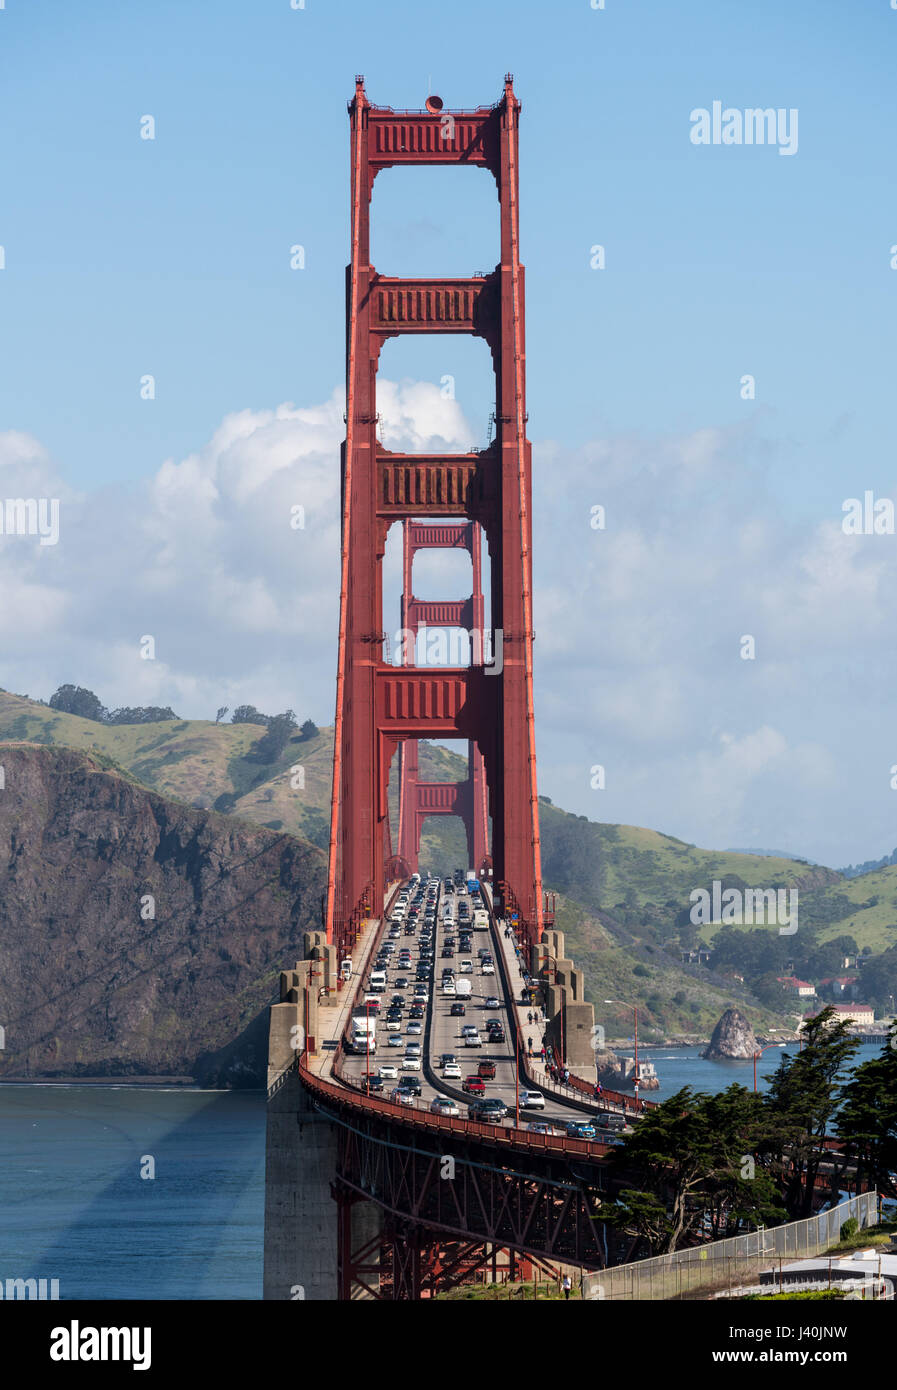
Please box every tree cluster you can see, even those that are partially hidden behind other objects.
[595,1009,896,1259]
[49,685,179,725]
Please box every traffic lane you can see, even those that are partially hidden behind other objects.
[342,883,583,1129]
[428,927,576,1128]
[342,886,447,1103]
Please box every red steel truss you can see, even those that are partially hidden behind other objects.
[325,76,545,960]
[330,1098,607,1300]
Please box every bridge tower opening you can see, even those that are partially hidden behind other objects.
[325,75,549,958]
[390,519,490,881]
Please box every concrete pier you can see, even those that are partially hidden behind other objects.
[263,912,383,1301]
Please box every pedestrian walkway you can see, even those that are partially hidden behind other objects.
[307,899,387,1079]
[490,904,635,1120]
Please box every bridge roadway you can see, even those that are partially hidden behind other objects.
[335,875,600,1133]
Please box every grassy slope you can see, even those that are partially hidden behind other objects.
[0,689,869,1036]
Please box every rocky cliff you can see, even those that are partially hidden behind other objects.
[0,744,326,1084]
[702,1007,758,1060]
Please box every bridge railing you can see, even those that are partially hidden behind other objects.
[580,1191,881,1301]
[304,1048,612,1161]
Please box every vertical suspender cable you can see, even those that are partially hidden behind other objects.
[325,89,365,943]
[506,91,544,937]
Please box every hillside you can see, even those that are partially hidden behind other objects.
[551,895,799,1044]
[0,690,463,860]
[0,743,326,1083]
[0,689,854,1039]
[691,864,897,957]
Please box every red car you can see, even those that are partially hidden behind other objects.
[462,1075,486,1095]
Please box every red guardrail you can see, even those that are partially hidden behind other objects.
[300,1050,612,1161]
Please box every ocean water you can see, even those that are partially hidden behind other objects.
[0,1044,886,1301]
[0,1086,265,1301]
[613,1040,884,1101]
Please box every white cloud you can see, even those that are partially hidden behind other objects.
[2,398,896,866]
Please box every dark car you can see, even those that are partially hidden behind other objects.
[360,1076,384,1095]
[409,1005,424,1020]
[468,1097,508,1122]
[450,1001,466,1017]
[397,1078,422,1097]
[596,1112,627,1133]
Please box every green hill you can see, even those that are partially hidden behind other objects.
[0,688,860,1037]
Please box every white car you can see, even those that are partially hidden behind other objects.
[413,990,429,1004]
[481,962,495,975]
[378,1065,398,1080]
[406,1021,422,1035]
[387,1034,404,1048]
[459,959,473,973]
[443,1063,462,1080]
[464,1030,482,1047]
[442,981,456,995]
[405,1042,421,1056]
[385,1018,401,1031]
[430,1097,460,1117]
[401,1057,421,1071]
[520,1090,545,1110]
[484,996,501,1010]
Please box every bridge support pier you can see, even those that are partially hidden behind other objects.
[263,946,343,1301]
[263,1062,340,1301]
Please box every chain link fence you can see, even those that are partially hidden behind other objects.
[582,1192,880,1300]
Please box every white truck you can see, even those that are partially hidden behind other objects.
[454,978,472,998]
[348,1014,377,1055]
[473,910,489,930]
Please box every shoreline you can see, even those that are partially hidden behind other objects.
[0,1075,205,1088]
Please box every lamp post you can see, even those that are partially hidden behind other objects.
[605,999,638,1111]
[752,1042,784,1093]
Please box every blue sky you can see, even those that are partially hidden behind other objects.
[2,0,897,866]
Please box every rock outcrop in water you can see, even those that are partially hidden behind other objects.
[702,1007,758,1060]
[0,743,326,1084]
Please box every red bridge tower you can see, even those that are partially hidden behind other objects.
[325,76,546,957]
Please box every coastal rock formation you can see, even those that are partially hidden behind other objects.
[0,744,326,1084]
[702,1007,758,1060]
